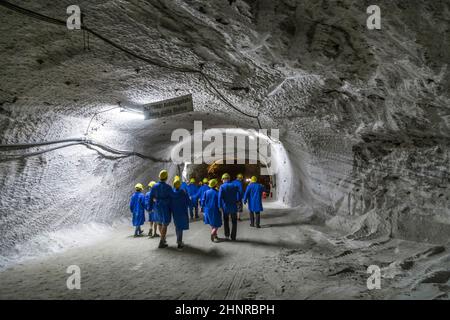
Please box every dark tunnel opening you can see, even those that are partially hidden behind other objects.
[184,161,275,199]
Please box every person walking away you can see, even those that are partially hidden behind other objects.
[170,179,190,249]
[219,173,240,241]
[148,170,173,248]
[243,176,264,228]
[174,175,188,193]
[145,181,159,238]
[202,179,222,242]
[130,183,146,237]
[232,173,244,221]
[196,178,210,212]
[186,178,199,220]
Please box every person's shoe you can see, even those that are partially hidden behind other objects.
[148,229,153,237]
[210,234,215,242]
[256,225,261,228]
[158,240,168,248]
[177,242,184,249]
[139,229,144,235]
[250,223,255,227]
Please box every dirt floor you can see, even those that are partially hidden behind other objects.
[0,201,448,300]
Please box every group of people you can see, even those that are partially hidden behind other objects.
[129,170,265,249]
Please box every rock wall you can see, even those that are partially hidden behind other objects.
[0,0,449,263]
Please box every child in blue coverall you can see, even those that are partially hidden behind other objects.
[130,183,146,237]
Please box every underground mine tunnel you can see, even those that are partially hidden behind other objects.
[0,0,449,302]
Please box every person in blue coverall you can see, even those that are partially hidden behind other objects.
[243,176,264,228]
[232,173,244,221]
[202,179,222,242]
[196,178,210,212]
[218,173,241,241]
[130,183,146,237]
[148,170,173,248]
[186,178,199,219]
[170,179,190,249]
[145,181,159,238]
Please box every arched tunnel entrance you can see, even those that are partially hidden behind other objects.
[169,124,297,205]
[184,161,276,200]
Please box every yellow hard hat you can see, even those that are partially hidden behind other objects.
[173,179,181,189]
[190,178,196,183]
[251,176,258,183]
[202,178,209,184]
[174,175,180,181]
[221,173,230,180]
[159,170,168,180]
[209,179,218,188]
[237,173,243,180]
[135,183,144,191]
[148,181,156,188]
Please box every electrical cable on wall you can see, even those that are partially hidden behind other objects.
[0,137,169,163]
[84,106,120,136]
[0,0,263,163]
[0,0,262,127]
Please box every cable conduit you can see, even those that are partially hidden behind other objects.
[0,138,169,163]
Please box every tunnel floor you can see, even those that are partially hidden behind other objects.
[0,201,448,300]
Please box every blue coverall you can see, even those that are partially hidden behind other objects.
[170,189,190,244]
[196,184,210,211]
[148,181,173,225]
[130,191,145,235]
[218,181,241,239]
[243,182,264,227]
[202,188,222,228]
[232,179,244,213]
[186,183,199,218]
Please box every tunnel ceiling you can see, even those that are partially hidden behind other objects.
[0,0,449,248]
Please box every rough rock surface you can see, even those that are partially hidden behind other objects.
[0,0,449,296]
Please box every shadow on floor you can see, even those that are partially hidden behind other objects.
[261,220,306,228]
[165,245,226,259]
[245,210,292,220]
[232,238,306,250]
[126,234,148,239]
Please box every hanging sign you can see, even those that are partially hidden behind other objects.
[143,94,193,119]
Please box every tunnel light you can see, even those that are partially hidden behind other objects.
[119,101,145,114]
[117,102,146,120]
